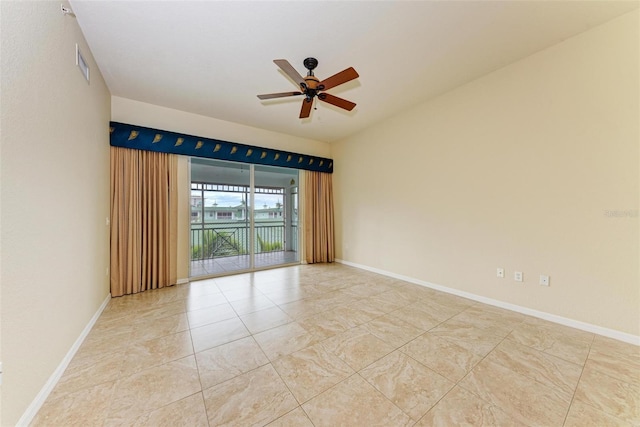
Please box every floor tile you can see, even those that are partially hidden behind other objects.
[113,393,209,427]
[184,280,221,298]
[374,289,416,307]
[427,292,475,311]
[265,407,314,427]
[196,336,269,389]
[185,291,229,311]
[388,305,443,331]
[302,374,413,427]
[220,287,265,302]
[230,294,276,315]
[240,305,293,334]
[409,299,463,322]
[90,316,137,338]
[458,358,571,426]
[328,303,380,327]
[73,327,136,361]
[264,287,321,305]
[48,350,125,399]
[278,299,324,319]
[591,335,640,360]
[362,294,408,314]
[429,318,505,356]
[129,300,188,322]
[485,338,582,399]
[132,313,190,342]
[341,283,386,298]
[415,385,519,427]
[31,381,115,427]
[361,314,424,348]
[296,310,352,340]
[564,400,633,427]
[273,342,354,403]
[586,347,640,386]
[346,298,390,318]
[450,304,524,336]
[202,364,298,426]
[121,330,194,377]
[213,274,253,289]
[573,364,640,423]
[400,333,483,382]
[359,350,454,421]
[105,356,201,423]
[190,316,250,353]
[186,303,237,329]
[321,327,396,371]
[253,322,321,360]
[509,320,593,365]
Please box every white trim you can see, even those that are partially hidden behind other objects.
[335,258,640,346]
[176,278,190,285]
[16,294,111,427]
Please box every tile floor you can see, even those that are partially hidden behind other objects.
[32,264,639,426]
[190,251,299,277]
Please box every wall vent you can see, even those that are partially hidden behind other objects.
[76,44,90,83]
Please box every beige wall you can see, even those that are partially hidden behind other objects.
[111,97,331,158]
[333,11,639,337]
[0,2,111,425]
[112,97,331,281]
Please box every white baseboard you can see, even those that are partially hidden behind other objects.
[16,293,112,427]
[176,278,190,285]
[335,258,640,346]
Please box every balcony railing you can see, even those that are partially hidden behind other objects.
[190,220,293,261]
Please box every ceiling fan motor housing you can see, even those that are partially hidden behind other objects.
[301,58,322,98]
[303,57,318,72]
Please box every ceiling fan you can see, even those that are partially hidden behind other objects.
[257,57,359,119]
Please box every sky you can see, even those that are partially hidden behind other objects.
[192,191,284,209]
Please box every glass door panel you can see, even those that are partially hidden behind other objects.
[254,165,300,269]
[190,158,250,277]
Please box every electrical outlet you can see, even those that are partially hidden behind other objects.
[106,217,110,226]
[539,275,550,286]
[106,267,109,277]
[514,271,523,282]
[497,268,505,278]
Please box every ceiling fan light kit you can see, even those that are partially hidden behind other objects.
[258,57,359,119]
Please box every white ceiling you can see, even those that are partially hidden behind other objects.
[70,1,638,143]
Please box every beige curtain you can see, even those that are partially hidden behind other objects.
[304,171,335,263]
[110,147,178,297]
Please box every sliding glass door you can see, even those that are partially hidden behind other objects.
[190,158,299,278]
[254,164,299,269]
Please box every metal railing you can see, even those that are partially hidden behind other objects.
[190,221,288,261]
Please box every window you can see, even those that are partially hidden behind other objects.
[217,212,232,220]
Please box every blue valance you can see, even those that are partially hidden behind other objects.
[109,121,333,174]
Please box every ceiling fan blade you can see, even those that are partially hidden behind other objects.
[274,59,306,87]
[299,98,313,118]
[318,93,356,111]
[318,67,359,91]
[257,91,303,100]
